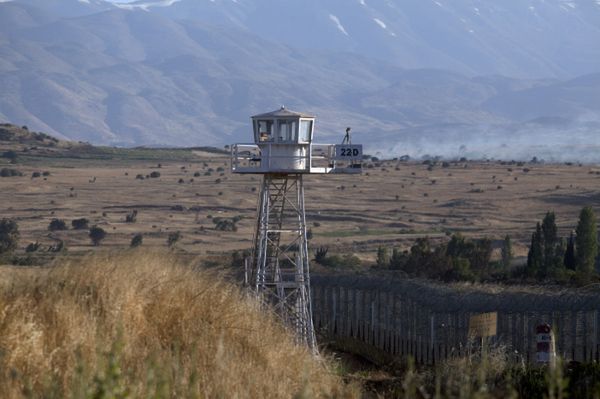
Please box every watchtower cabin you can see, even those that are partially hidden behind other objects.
[231,107,362,174]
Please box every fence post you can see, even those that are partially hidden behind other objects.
[596,309,600,362]
[583,311,588,362]
[343,287,349,337]
[430,313,435,365]
[370,293,376,346]
[557,311,565,359]
[572,310,578,361]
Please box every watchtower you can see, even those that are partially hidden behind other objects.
[231,107,362,350]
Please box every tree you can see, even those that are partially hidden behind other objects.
[541,211,559,277]
[314,247,328,264]
[526,223,543,277]
[2,150,18,163]
[25,241,41,253]
[89,226,106,246]
[575,206,598,275]
[564,232,576,270]
[213,217,237,232]
[501,235,513,269]
[0,219,19,255]
[445,234,491,276]
[389,248,406,270]
[130,233,143,248]
[167,231,181,247]
[48,218,67,231]
[125,210,138,223]
[376,246,389,268]
[306,228,313,240]
[71,218,89,230]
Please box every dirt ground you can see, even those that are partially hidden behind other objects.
[1,149,599,264]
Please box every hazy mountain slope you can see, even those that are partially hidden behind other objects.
[0,1,599,160]
[16,0,115,18]
[483,73,600,121]
[119,0,600,79]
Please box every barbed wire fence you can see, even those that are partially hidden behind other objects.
[312,274,600,365]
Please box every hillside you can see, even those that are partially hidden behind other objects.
[0,123,227,161]
[0,251,357,398]
[0,1,599,161]
[118,0,600,79]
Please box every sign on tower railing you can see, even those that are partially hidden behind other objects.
[333,144,362,160]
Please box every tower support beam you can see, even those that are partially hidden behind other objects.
[250,173,316,350]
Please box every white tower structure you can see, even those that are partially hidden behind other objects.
[231,107,362,350]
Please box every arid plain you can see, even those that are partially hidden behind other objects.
[2,127,599,267]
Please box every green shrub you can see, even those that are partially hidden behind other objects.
[0,219,19,255]
[125,210,138,223]
[213,217,237,232]
[48,218,67,231]
[2,150,18,163]
[25,242,41,253]
[89,226,106,246]
[167,231,181,247]
[71,218,89,230]
[130,233,143,248]
[0,168,22,177]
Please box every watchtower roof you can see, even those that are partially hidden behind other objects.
[252,106,314,119]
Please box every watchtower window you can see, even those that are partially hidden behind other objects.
[299,120,312,143]
[278,120,297,142]
[257,120,273,142]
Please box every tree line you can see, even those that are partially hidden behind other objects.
[373,206,598,284]
[526,206,598,281]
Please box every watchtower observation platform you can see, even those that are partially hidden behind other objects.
[231,107,362,174]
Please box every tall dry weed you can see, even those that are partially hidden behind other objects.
[0,250,357,398]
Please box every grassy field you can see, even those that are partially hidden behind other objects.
[0,251,358,398]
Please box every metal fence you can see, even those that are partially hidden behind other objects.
[311,274,600,365]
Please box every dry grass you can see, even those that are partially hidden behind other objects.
[0,251,358,398]
[2,154,599,260]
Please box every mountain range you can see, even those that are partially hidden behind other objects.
[0,0,599,160]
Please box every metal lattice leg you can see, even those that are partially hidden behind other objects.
[250,174,317,351]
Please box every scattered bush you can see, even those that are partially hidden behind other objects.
[48,240,65,253]
[0,168,22,177]
[130,233,143,248]
[31,171,41,178]
[25,241,41,253]
[89,226,106,246]
[2,150,18,163]
[212,217,238,231]
[48,218,67,231]
[71,218,89,230]
[167,231,181,247]
[314,246,329,264]
[125,210,138,223]
[149,171,161,178]
[318,253,362,268]
[0,218,19,255]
